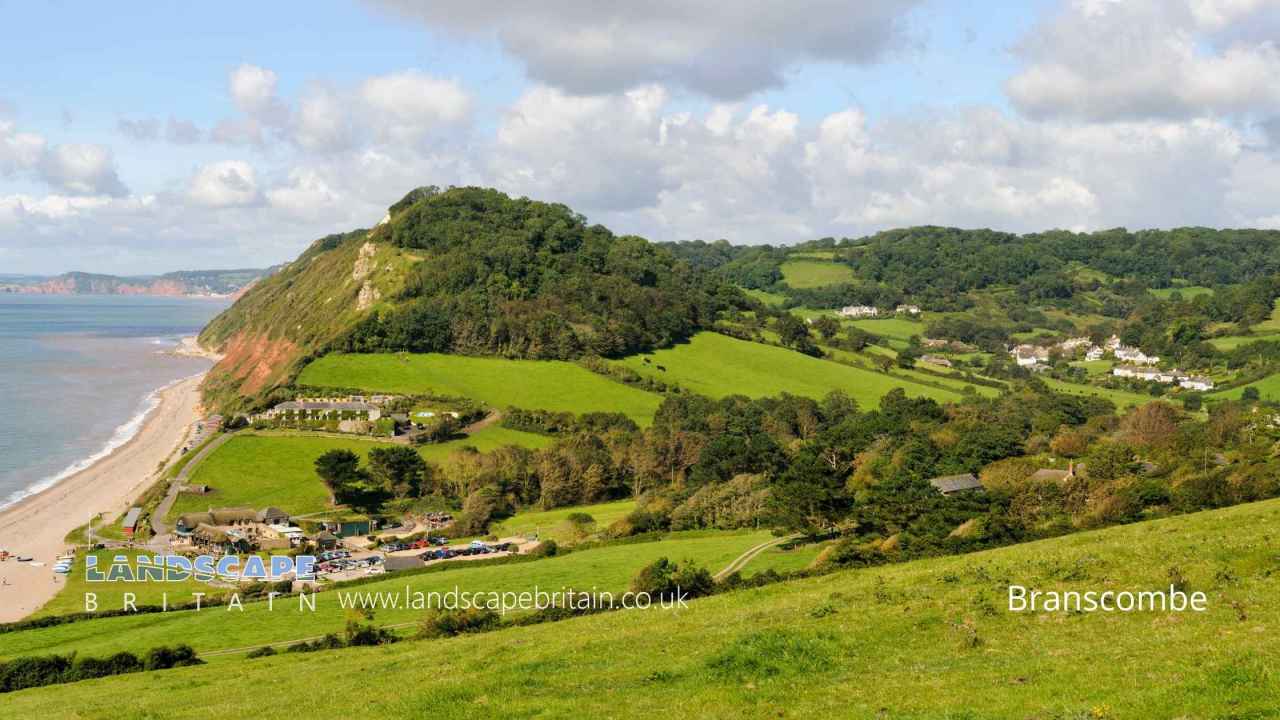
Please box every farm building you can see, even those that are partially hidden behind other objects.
[927,473,984,495]
[1030,462,1080,484]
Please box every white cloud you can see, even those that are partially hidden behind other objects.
[365,0,922,98]
[0,120,46,174]
[187,160,261,207]
[1008,0,1280,121]
[266,168,342,219]
[38,143,128,196]
[359,71,471,143]
[229,63,282,116]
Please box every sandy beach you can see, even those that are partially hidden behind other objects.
[0,372,206,622]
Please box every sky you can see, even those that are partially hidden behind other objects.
[5,0,1280,274]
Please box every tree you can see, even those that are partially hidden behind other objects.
[1085,441,1137,481]
[367,446,429,499]
[565,512,596,539]
[1242,386,1261,402]
[1120,401,1181,448]
[775,314,813,352]
[315,449,361,499]
[811,315,841,340]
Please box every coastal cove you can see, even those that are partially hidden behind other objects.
[0,296,227,621]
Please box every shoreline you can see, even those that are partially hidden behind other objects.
[0,371,207,623]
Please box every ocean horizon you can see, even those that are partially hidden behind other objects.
[0,294,228,510]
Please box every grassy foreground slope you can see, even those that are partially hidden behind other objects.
[614,332,966,405]
[12,501,1280,717]
[167,428,553,520]
[299,353,663,425]
[0,531,771,662]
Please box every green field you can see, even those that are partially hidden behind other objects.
[820,346,1000,399]
[9,499,1279,717]
[1068,359,1113,376]
[1207,332,1280,350]
[299,353,664,425]
[779,260,854,289]
[1039,377,1159,411]
[1150,285,1213,299]
[739,541,827,575]
[847,317,925,343]
[613,332,967,406]
[740,288,785,307]
[489,500,638,544]
[170,427,552,520]
[1211,372,1280,402]
[0,530,772,662]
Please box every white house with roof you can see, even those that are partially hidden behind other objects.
[1115,346,1159,365]
[1085,345,1105,361]
[1013,344,1050,367]
[838,305,879,318]
[895,304,921,315]
[1180,376,1215,391]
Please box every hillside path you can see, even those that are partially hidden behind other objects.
[714,534,797,580]
[151,431,235,536]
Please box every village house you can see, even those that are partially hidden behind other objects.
[189,524,253,554]
[1180,376,1215,391]
[268,523,307,546]
[175,507,298,550]
[896,304,921,315]
[1013,344,1049,367]
[1114,346,1159,365]
[927,473,984,495]
[255,399,382,423]
[175,508,259,535]
[1105,334,1122,351]
[1057,337,1092,353]
[920,354,953,368]
[838,305,879,318]
[1030,461,1080,483]
[1085,346,1105,361]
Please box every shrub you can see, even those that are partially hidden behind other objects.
[416,608,500,639]
[630,557,715,600]
[246,646,276,659]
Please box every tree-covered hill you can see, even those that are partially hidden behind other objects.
[198,186,741,411]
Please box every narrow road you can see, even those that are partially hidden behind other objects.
[150,431,234,536]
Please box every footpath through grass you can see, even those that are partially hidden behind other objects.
[8,499,1279,717]
[299,353,663,425]
[613,332,966,406]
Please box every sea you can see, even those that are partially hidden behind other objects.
[0,294,230,510]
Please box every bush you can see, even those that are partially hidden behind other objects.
[529,538,558,558]
[143,644,202,671]
[0,644,201,694]
[416,608,500,639]
[630,557,715,600]
[246,646,276,659]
